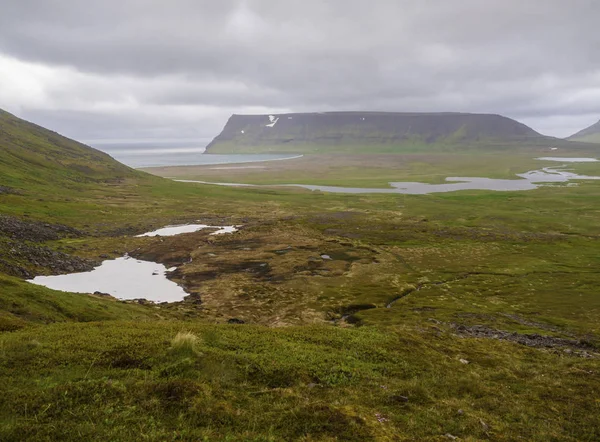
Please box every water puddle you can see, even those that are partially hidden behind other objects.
[28,223,240,302]
[536,157,598,162]
[28,257,187,302]
[136,224,238,237]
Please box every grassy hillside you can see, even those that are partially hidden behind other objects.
[1,111,600,440]
[0,109,137,192]
[1,321,598,441]
[0,274,157,331]
[568,119,600,143]
[570,133,600,144]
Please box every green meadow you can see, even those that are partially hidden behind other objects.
[1,112,600,441]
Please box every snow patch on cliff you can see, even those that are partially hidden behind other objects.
[266,115,279,127]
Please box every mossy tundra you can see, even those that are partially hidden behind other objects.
[1,109,600,440]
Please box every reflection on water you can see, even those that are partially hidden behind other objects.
[28,257,187,303]
[136,224,238,237]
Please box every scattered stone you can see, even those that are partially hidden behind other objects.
[389,394,409,403]
[459,359,470,364]
[445,434,458,440]
[135,298,152,305]
[0,259,32,278]
[452,323,596,353]
[184,293,202,305]
[457,409,464,415]
[0,239,96,277]
[0,185,21,195]
[0,215,83,242]
[321,254,332,260]
[375,413,388,423]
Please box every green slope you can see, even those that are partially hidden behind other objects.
[1,109,600,440]
[571,132,600,144]
[568,118,600,143]
[0,109,136,191]
[0,274,155,331]
[0,110,170,328]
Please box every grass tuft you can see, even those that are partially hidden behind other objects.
[170,331,202,356]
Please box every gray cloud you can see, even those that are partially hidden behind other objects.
[0,0,599,140]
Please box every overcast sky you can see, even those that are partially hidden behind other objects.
[0,0,599,143]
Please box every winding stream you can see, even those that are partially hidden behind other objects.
[176,158,600,194]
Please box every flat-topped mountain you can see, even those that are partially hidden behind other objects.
[206,111,555,153]
[0,109,135,190]
[568,119,600,143]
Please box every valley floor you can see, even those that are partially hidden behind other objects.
[1,150,600,440]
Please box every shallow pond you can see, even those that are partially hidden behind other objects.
[136,224,238,237]
[28,223,240,302]
[536,157,598,162]
[29,257,187,302]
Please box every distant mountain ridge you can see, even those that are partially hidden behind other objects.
[568,119,600,143]
[206,111,557,153]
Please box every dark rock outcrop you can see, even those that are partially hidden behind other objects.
[451,323,597,353]
[0,239,96,277]
[0,215,83,243]
[0,216,94,278]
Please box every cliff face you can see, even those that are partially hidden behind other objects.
[568,119,600,143]
[206,111,548,153]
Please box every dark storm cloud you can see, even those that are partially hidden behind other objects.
[0,0,599,140]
